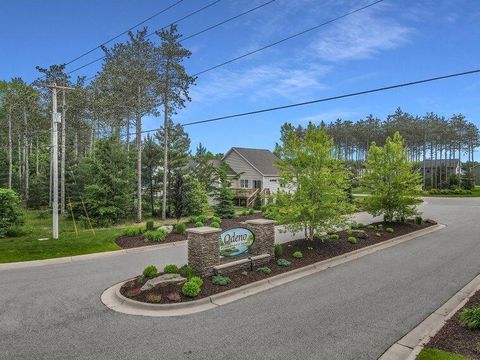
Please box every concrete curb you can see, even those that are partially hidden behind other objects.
[0,240,187,272]
[101,223,446,317]
[379,272,480,360]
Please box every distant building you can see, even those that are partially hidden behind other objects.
[419,159,462,177]
[221,147,281,207]
[473,164,480,185]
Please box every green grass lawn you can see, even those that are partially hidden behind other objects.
[0,209,126,263]
[417,348,467,360]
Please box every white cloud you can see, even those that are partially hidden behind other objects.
[309,9,412,62]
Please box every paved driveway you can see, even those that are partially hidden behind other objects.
[1,198,479,360]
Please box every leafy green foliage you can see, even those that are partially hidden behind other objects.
[328,234,339,241]
[181,265,194,279]
[213,163,236,219]
[123,227,143,236]
[144,229,167,242]
[362,132,422,222]
[417,348,467,360]
[270,124,353,239]
[0,188,22,238]
[189,276,204,287]
[212,275,232,286]
[145,220,155,231]
[386,227,394,233]
[415,216,423,225]
[375,232,382,237]
[211,216,221,224]
[210,221,220,228]
[194,221,204,227]
[174,222,186,234]
[143,265,158,278]
[181,281,201,297]
[274,243,283,258]
[347,236,358,244]
[352,230,368,239]
[459,305,480,329]
[197,215,208,223]
[257,267,272,275]
[292,251,303,259]
[277,258,291,267]
[185,179,210,217]
[163,264,178,274]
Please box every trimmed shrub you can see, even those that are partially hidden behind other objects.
[277,258,291,267]
[145,293,162,303]
[175,222,186,234]
[274,243,283,258]
[257,267,272,275]
[386,227,394,233]
[195,221,204,227]
[347,236,358,244]
[182,265,194,279]
[415,216,423,225]
[459,306,480,330]
[352,230,368,239]
[197,214,209,224]
[375,232,382,237]
[181,281,201,297]
[189,276,204,287]
[144,229,167,242]
[123,227,142,236]
[210,221,220,228]
[329,234,339,241]
[241,271,248,276]
[211,216,221,224]
[188,215,198,224]
[163,264,178,274]
[366,225,375,229]
[248,208,255,215]
[0,188,22,238]
[143,265,158,278]
[145,220,155,231]
[292,251,303,259]
[212,275,232,286]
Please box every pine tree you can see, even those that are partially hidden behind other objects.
[213,163,235,219]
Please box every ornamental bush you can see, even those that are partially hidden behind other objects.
[163,264,178,274]
[195,221,204,227]
[144,229,167,242]
[329,234,339,241]
[175,222,186,234]
[0,188,22,238]
[257,267,272,275]
[352,230,368,239]
[274,243,283,258]
[212,275,232,286]
[181,281,201,297]
[347,236,358,244]
[292,251,303,259]
[210,221,220,228]
[415,216,423,225]
[248,208,255,215]
[375,232,382,237]
[188,215,198,224]
[459,306,480,329]
[123,227,142,236]
[386,227,394,233]
[145,220,155,231]
[189,276,203,287]
[277,258,291,267]
[143,265,158,278]
[181,265,194,279]
[197,214,209,224]
[211,216,221,224]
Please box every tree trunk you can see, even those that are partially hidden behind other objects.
[61,90,66,214]
[126,117,130,153]
[7,106,12,189]
[35,135,39,177]
[23,107,29,201]
[74,129,78,162]
[161,101,169,220]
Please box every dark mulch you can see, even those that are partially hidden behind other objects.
[426,290,480,359]
[120,220,436,304]
[115,213,265,249]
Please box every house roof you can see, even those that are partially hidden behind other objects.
[223,147,280,176]
[207,159,237,176]
[420,159,460,168]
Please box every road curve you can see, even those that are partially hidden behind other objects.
[1,197,479,360]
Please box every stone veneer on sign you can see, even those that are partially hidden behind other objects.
[186,219,275,276]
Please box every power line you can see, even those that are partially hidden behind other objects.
[192,0,385,77]
[69,0,224,77]
[64,0,185,67]
[125,68,480,134]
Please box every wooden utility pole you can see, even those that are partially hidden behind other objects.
[42,83,74,240]
[61,89,67,214]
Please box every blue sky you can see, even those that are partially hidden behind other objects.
[1,0,479,155]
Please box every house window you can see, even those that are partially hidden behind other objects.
[240,179,249,188]
[253,180,262,189]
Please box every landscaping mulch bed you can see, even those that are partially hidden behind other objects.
[120,220,436,304]
[425,289,480,359]
[115,213,264,249]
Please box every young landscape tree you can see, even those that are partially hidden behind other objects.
[272,123,353,240]
[213,163,236,219]
[362,132,422,222]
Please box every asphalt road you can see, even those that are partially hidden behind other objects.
[1,197,479,360]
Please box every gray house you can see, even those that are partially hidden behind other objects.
[222,147,281,207]
[419,159,462,177]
